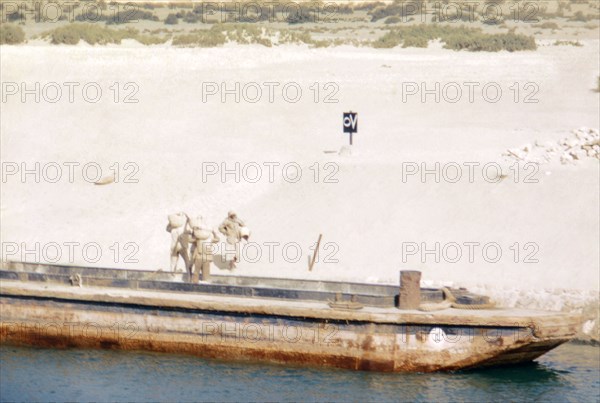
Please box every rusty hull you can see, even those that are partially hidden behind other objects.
[0,280,579,372]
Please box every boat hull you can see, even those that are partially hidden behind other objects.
[0,289,577,372]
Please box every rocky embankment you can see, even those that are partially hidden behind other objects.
[498,127,599,344]
[504,127,600,164]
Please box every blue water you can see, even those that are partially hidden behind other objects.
[1,343,598,402]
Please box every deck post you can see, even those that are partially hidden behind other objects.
[398,270,421,310]
[200,260,211,282]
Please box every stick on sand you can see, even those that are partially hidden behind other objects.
[309,234,323,271]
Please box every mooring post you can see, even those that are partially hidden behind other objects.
[398,270,421,310]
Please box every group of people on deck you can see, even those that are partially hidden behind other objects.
[166,211,248,282]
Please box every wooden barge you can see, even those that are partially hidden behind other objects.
[0,261,580,372]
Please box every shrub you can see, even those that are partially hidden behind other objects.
[553,40,583,46]
[134,33,169,45]
[534,22,561,30]
[42,24,168,46]
[354,2,384,12]
[369,3,404,22]
[337,5,354,15]
[277,29,313,45]
[108,10,158,24]
[171,23,318,47]
[369,0,425,21]
[0,24,25,44]
[50,26,80,44]
[443,31,537,52]
[480,15,504,25]
[141,2,163,9]
[45,24,127,44]
[286,3,319,24]
[165,13,179,25]
[401,35,428,48]
[384,16,401,24]
[373,24,451,49]
[310,39,330,48]
[172,28,226,47]
[73,9,158,24]
[372,25,537,52]
[287,12,313,24]
[5,11,25,22]
[568,11,598,22]
[182,11,200,23]
[168,2,194,9]
[432,10,478,23]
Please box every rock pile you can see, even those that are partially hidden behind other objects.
[503,127,600,165]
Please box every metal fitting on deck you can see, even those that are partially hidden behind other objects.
[398,270,421,310]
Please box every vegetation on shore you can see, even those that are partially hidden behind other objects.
[2,0,598,51]
[41,23,168,45]
[37,22,538,52]
[373,25,536,52]
[0,24,25,45]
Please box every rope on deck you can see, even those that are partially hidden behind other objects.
[418,287,496,311]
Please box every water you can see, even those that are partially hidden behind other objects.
[1,343,598,402]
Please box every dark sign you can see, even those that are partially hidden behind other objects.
[343,112,358,133]
[343,112,358,145]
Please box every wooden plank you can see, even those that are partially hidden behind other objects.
[308,234,323,271]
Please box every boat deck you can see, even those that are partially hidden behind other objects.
[0,279,578,337]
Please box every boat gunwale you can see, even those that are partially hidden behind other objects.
[2,260,417,293]
[0,261,453,308]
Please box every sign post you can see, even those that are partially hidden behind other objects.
[343,111,358,146]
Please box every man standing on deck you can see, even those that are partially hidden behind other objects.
[218,210,249,269]
[190,219,220,282]
[167,212,193,275]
